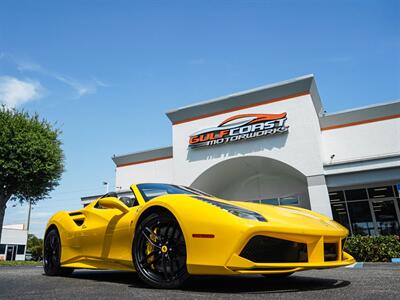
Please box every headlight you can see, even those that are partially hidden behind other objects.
[192,196,267,222]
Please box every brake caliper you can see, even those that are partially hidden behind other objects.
[145,228,158,269]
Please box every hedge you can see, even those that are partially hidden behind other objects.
[344,235,400,262]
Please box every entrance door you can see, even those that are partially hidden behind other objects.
[6,245,17,261]
[371,200,400,235]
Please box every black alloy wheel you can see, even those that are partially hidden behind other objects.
[133,212,189,288]
[43,228,74,276]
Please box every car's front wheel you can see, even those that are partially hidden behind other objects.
[133,212,189,288]
[43,228,74,276]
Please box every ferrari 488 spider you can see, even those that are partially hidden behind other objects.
[44,183,355,288]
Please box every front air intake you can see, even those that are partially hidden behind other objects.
[324,243,338,261]
[240,236,308,263]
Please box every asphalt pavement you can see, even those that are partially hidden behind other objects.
[0,265,399,299]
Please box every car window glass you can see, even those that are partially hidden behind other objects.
[137,183,212,201]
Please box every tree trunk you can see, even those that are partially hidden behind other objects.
[0,193,9,243]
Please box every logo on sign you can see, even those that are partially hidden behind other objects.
[188,113,289,149]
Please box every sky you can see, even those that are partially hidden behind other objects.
[0,0,399,237]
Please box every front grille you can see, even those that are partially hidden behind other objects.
[324,243,338,261]
[240,236,308,263]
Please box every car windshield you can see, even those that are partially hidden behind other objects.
[137,183,213,201]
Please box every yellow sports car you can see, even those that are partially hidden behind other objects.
[44,183,355,288]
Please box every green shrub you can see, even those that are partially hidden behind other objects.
[344,235,400,262]
[27,234,43,261]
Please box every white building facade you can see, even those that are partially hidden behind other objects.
[0,224,28,261]
[91,75,400,236]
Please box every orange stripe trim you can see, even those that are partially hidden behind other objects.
[321,114,400,131]
[173,91,310,125]
[117,155,173,168]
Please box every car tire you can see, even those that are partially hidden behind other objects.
[43,228,74,276]
[133,212,189,289]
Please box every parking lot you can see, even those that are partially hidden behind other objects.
[0,265,399,299]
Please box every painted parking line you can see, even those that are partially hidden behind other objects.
[345,262,363,268]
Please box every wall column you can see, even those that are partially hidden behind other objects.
[307,175,333,218]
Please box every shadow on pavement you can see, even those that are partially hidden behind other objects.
[183,275,350,293]
[67,270,146,287]
[63,270,350,294]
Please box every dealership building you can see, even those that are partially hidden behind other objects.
[0,224,28,261]
[84,75,400,236]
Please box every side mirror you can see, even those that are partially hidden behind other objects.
[97,197,129,213]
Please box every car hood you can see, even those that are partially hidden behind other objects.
[197,196,347,235]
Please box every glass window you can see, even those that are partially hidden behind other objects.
[117,191,137,207]
[260,199,279,205]
[329,191,345,202]
[331,185,400,236]
[17,245,25,255]
[368,186,394,199]
[372,200,400,235]
[0,244,5,254]
[280,197,299,205]
[137,183,212,201]
[347,201,375,235]
[330,202,351,231]
[118,191,136,200]
[345,189,368,201]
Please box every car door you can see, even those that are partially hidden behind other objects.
[79,199,129,260]
[106,195,142,263]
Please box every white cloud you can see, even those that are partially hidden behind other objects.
[16,59,106,98]
[16,60,44,73]
[54,75,100,97]
[0,76,43,108]
[1,53,107,100]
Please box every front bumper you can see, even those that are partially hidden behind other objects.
[227,252,355,274]
[226,230,355,274]
[186,215,355,276]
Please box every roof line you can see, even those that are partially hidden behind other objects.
[321,113,400,131]
[112,145,172,160]
[167,74,315,113]
[166,74,322,124]
[320,100,400,130]
[116,155,173,168]
[112,146,173,167]
[323,99,400,117]
[173,91,310,125]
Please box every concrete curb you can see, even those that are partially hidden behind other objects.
[345,262,400,269]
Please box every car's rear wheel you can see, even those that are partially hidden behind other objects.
[133,212,189,288]
[43,228,74,276]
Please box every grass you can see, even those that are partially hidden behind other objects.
[0,260,42,267]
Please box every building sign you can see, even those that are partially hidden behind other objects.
[189,113,289,149]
